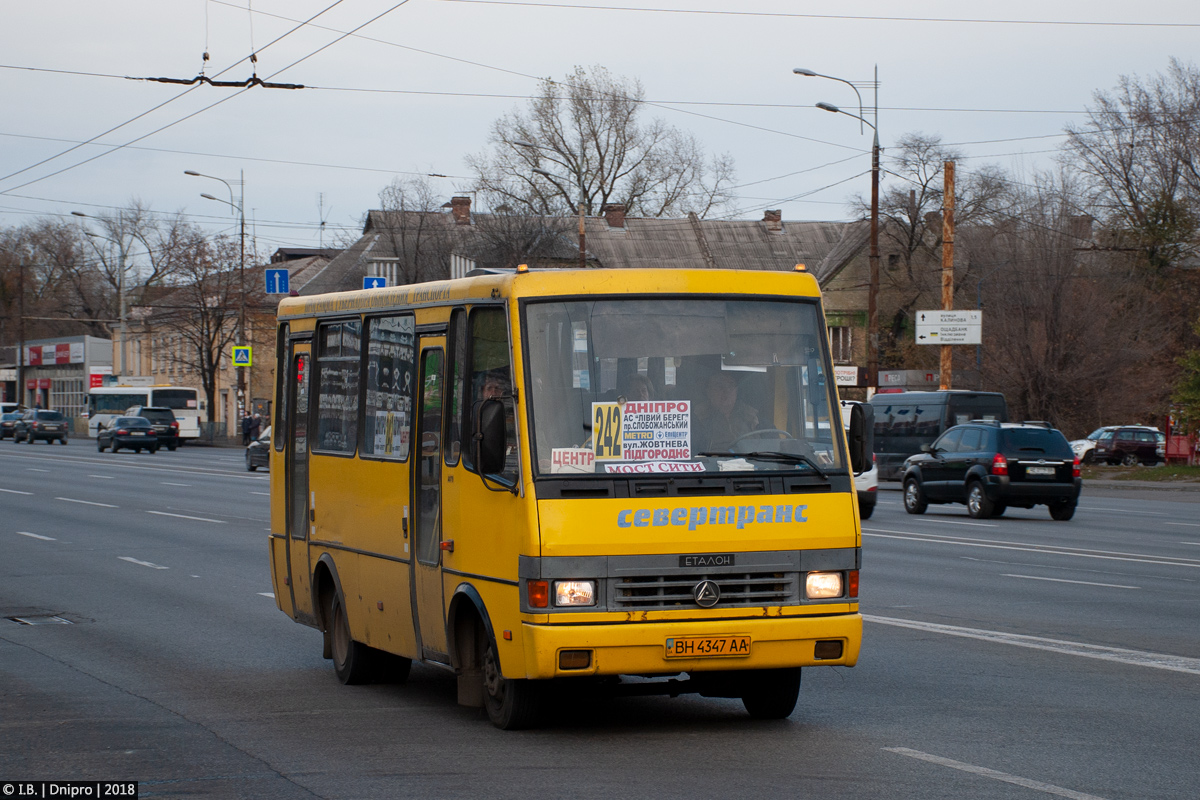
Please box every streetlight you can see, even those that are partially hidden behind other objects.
[514,140,588,270]
[796,67,880,395]
[72,211,129,378]
[186,169,247,421]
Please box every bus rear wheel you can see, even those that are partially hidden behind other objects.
[330,592,373,685]
[741,667,802,719]
[482,635,542,730]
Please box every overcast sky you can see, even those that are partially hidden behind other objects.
[1,1,1196,255]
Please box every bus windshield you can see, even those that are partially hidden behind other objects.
[524,297,843,477]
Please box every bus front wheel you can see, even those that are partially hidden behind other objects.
[482,636,543,730]
[330,592,373,685]
[741,667,802,719]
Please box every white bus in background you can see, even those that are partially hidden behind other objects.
[87,385,203,441]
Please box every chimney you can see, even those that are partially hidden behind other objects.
[450,196,471,225]
[601,203,626,229]
[762,209,782,233]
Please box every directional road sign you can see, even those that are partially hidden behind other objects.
[915,309,982,345]
[265,268,290,294]
[232,346,253,367]
[363,276,387,290]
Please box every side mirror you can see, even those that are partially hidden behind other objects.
[920,443,933,453]
[847,402,874,474]
[474,398,507,475]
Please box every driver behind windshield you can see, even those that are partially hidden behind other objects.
[696,371,760,451]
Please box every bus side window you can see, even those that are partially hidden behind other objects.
[445,308,467,466]
[463,306,516,482]
[275,323,288,452]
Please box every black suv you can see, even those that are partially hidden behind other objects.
[902,421,1081,521]
[124,406,180,450]
[13,409,69,444]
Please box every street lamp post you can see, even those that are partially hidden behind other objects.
[515,140,588,269]
[72,211,129,378]
[796,67,880,395]
[186,169,247,422]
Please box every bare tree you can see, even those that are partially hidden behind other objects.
[469,196,574,270]
[368,177,455,284]
[467,65,735,219]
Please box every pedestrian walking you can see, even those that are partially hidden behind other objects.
[241,414,253,445]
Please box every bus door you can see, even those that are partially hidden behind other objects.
[285,341,314,620]
[411,341,449,661]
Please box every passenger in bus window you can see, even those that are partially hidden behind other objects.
[697,371,759,451]
[618,373,654,403]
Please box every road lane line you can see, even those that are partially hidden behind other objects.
[27,468,49,472]
[56,497,118,508]
[883,748,1107,800]
[16,531,55,541]
[119,556,168,570]
[145,510,226,523]
[925,518,998,528]
[258,592,275,598]
[864,615,1200,675]
[160,482,192,487]
[0,488,33,495]
[863,528,1200,569]
[88,474,115,479]
[1079,507,1165,515]
[1165,522,1200,528]
[1182,542,1200,546]
[1002,574,1139,589]
[250,491,269,496]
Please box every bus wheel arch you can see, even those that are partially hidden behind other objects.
[313,555,345,661]
[447,584,495,709]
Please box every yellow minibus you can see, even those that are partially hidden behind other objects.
[268,267,867,728]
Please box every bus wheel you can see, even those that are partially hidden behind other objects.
[330,592,373,685]
[482,635,542,729]
[741,667,802,719]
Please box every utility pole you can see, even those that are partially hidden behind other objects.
[940,161,955,390]
[17,251,26,406]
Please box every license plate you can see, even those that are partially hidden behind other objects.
[665,635,751,658]
[131,432,145,436]
[1027,466,1055,476]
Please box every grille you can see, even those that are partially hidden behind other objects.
[612,572,795,609]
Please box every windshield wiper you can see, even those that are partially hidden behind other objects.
[698,450,829,479]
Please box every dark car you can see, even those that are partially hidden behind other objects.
[0,411,21,440]
[1092,426,1165,466]
[13,409,69,444]
[246,426,271,472]
[97,416,159,454]
[125,405,180,450]
[902,421,1081,521]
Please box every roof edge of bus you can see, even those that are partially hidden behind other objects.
[276,267,821,319]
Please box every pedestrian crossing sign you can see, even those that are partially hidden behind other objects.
[233,346,252,367]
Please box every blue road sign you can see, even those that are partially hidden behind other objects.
[265,268,290,294]
[232,346,252,367]
[363,276,387,290]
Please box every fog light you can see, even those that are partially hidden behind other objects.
[806,571,843,599]
[559,649,592,670]
[528,580,549,608]
[814,640,843,660]
[554,580,596,606]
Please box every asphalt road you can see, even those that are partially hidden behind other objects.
[2,439,1198,799]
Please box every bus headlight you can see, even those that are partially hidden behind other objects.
[805,571,844,599]
[554,580,596,607]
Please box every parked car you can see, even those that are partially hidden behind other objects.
[124,405,180,450]
[0,411,21,440]
[97,416,159,453]
[902,421,1081,521]
[1070,425,1161,464]
[246,426,271,472]
[13,409,69,444]
[1092,426,1166,466]
[840,401,876,519]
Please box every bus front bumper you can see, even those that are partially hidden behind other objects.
[520,612,861,679]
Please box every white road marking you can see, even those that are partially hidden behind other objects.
[160,482,192,487]
[1080,506,1166,515]
[119,556,168,570]
[1182,542,1200,546]
[56,497,118,508]
[16,531,55,541]
[27,468,49,472]
[864,615,1200,675]
[883,748,1107,800]
[1165,522,1200,528]
[145,510,225,524]
[863,528,1200,569]
[258,592,275,598]
[925,518,998,528]
[250,491,269,496]
[1002,574,1139,590]
[88,474,115,479]
[0,488,33,495]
